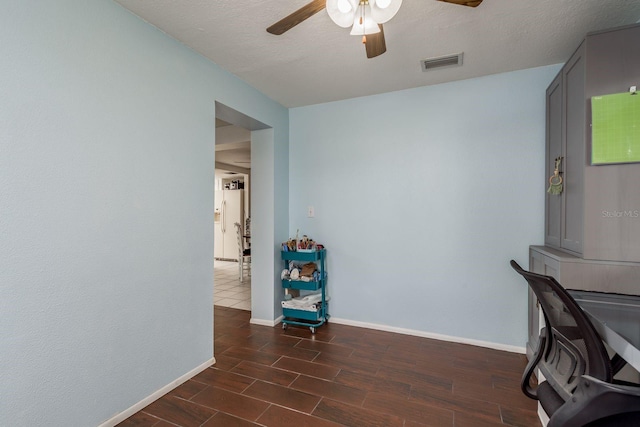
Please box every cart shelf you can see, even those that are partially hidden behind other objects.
[281,250,324,262]
[282,307,325,322]
[281,276,326,291]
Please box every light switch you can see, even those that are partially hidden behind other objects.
[307,206,315,218]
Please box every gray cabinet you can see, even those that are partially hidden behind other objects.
[531,23,640,360]
[544,24,640,262]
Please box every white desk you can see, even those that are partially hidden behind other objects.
[568,290,640,373]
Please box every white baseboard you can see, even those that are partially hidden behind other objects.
[538,402,550,426]
[250,315,284,327]
[98,357,216,427]
[329,317,526,354]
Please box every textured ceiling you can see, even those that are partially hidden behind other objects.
[114,0,640,108]
[214,119,251,174]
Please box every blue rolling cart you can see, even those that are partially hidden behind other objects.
[281,249,328,333]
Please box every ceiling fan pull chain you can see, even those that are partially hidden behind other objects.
[360,0,365,43]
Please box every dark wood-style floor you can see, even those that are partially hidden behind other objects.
[118,307,540,427]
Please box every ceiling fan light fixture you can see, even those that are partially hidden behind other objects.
[350,4,381,35]
[326,0,358,27]
[370,0,402,23]
[267,0,481,60]
[337,0,353,13]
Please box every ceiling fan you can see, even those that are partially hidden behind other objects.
[266,0,483,59]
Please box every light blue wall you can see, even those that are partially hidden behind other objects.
[289,64,562,348]
[0,1,287,426]
[250,128,290,321]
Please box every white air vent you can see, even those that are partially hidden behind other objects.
[421,53,463,72]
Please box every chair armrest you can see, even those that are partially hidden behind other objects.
[549,375,640,427]
[521,333,546,400]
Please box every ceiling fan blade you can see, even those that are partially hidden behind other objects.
[267,0,327,35]
[437,0,483,7]
[365,24,387,59]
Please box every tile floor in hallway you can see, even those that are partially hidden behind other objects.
[214,260,251,311]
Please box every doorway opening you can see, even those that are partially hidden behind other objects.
[214,117,252,311]
[213,102,271,318]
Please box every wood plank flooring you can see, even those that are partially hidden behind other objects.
[117,307,540,427]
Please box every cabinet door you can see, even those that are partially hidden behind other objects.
[582,25,640,262]
[545,72,563,248]
[561,43,585,254]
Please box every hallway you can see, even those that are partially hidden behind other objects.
[214,260,251,311]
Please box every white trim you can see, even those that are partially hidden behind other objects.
[250,315,283,327]
[97,357,216,427]
[329,317,526,354]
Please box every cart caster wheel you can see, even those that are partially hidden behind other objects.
[310,327,316,334]
[282,323,288,330]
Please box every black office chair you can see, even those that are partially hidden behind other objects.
[510,260,640,427]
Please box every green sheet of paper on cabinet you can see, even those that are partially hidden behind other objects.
[591,92,640,165]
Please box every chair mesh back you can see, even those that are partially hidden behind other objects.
[510,261,611,401]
